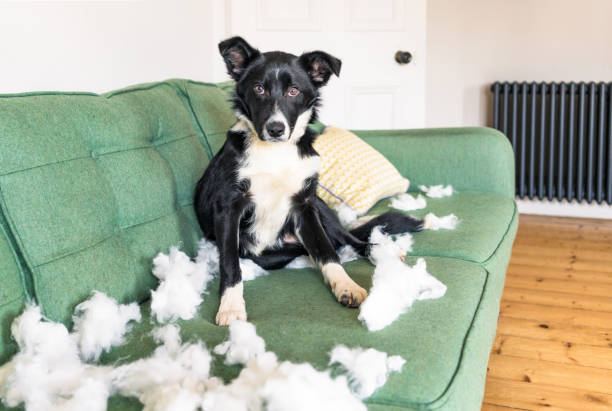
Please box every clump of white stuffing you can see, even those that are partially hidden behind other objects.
[150,247,214,323]
[213,320,266,365]
[423,213,459,230]
[0,305,113,411]
[284,255,314,269]
[111,324,218,411]
[285,245,360,269]
[151,240,270,323]
[390,193,427,211]
[196,238,269,281]
[367,228,414,264]
[335,202,359,226]
[419,184,454,198]
[72,291,141,362]
[203,325,365,411]
[329,345,405,398]
[238,258,268,281]
[359,227,447,331]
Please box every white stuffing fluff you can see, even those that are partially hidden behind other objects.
[285,245,360,269]
[390,193,427,211]
[213,320,266,365]
[359,227,447,331]
[338,245,360,263]
[150,246,214,323]
[203,325,365,411]
[284,255,314,269]
[151,240,269,323]
[423,213,459,230]
[112,324,217,411]
[196,238,268,281]
[367,227,414,264]
[329,345,405,398]
[418,184,454,198]
[72,291,141,362]
[335,202,359,226]
[0,305,113,411]
[238,258,268,281]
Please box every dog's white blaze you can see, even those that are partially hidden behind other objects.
[239,126,320,255]
[263,104,290,141]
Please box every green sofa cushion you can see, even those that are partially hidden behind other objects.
[0,82,209,324]
[178,80,237,157]
[98,255,487,409]
[369,191,516,263]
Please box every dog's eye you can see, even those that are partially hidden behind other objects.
[287,87,300,97]
[254,84,265,95]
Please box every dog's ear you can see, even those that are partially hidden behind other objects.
[218,36,261,81]
[298,51,342,88]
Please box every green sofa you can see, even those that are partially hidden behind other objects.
[0,79,517,410]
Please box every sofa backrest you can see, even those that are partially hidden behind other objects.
[0,80,237,346]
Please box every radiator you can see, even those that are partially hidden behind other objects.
[491,82,612,204]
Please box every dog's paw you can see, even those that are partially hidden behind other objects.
[333,280,368,308]
[215,307,247,326]
[216,282,246,326]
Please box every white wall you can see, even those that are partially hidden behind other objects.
[426,0,612,127]
[426,0,612,218]
[0,0,226,94]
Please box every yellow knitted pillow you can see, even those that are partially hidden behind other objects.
[314,126,409,215]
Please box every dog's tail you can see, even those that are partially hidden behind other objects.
[347,211,423,254]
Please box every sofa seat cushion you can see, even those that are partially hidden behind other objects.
[368,191,516,264]
[0,82,209,324]
[99,255,487,409]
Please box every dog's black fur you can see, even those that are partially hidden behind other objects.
[194,36,422,323]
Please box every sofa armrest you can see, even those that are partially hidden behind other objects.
[352,127,515,199]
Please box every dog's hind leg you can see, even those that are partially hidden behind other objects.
[246,243,308,270]
[314,198,369,254]
[293,203,367,308]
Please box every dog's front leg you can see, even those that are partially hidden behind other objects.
[214,198,248,326]
[295,204,367,307]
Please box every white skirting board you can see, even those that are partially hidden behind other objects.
[516,198,612,219]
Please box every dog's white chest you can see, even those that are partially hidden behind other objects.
[239,141,320,255]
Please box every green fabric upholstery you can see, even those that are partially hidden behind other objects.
[0,79,517,410]
[354,128,515,199]
[0,82,208,325]
[369,192,515,263]
[178,80,238,156]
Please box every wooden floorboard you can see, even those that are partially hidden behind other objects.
[483,214,612,410]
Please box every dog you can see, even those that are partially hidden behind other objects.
[194,36,423,326]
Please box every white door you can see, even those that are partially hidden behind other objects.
[213,0,426,130]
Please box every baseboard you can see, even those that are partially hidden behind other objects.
[516,198,612,219]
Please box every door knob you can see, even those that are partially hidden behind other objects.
[395,51,412,65]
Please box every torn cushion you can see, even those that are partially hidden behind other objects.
[313,126,410,215]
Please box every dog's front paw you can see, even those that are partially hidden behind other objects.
[216,282,246,326]
[333,280,368,308]
[215,307,247,326]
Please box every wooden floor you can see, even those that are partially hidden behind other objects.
[482,214,612,411]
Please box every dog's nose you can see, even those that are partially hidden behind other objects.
[266,122,285,138]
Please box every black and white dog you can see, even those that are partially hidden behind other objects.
[195,37,422,326]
